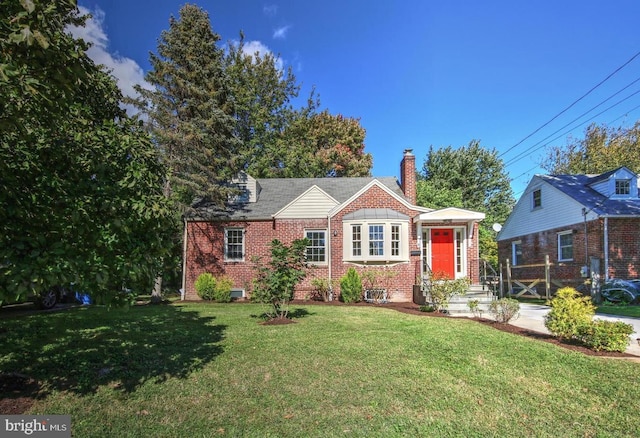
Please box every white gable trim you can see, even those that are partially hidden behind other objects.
[328,179,430,217]
[273,185,339,218]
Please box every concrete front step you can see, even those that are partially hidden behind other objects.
[423,287,497,314]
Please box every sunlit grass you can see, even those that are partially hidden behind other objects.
[1,302,639,437]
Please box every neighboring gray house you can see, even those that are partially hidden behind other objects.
[497,166,640,291]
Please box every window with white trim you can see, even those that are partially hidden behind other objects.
[391,225,400,257]
[532,189,542,209]
[225,228,244,261]
[558,231,573,261]
[615,179,630,195]
[512,241,523,266]
[352,225,362,256]
[369,224,384,256]
[305,230,326,264]
[344,221,409,262]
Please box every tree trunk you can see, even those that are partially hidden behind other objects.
[151,275,163,304]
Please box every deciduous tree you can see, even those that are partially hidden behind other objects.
[418,141,514,267]
[0,0,173,304]
[542,122,640,174]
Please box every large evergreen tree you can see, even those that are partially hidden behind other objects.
[133,3,241,207]
[0,0,173,304]
[542,122,640,174]
[418,141,514,267]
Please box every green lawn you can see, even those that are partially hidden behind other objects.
[2,302,640,437]
[596,303,640,318]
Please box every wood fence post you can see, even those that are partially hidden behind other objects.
[505,258,512,296]
[544,254,551,299]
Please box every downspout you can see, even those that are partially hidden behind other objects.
[603,217,609,281]
[327,215,333,301]
[181,218,188,300]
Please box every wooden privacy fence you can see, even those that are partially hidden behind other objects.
[503,255,552,299]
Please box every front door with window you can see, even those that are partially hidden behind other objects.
[431,228,455,279]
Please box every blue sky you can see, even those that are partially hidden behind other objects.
[75,0,640,196]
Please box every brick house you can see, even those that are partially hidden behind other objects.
[497,167,640,291]
[182,150,485,302]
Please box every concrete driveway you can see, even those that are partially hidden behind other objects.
[511,303,640,356]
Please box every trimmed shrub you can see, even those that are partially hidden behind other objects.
[195,273,232,302]
[340,268,362,303]
[579,320,633,352]
[544,287,595,340]
[311,277,335,302]
[489,298,520,323]
[426,271,470,312]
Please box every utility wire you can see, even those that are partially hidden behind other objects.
[504,83,640,167]
[499,50,640,159]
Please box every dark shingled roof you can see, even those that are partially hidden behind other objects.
[187,176,406,221]
[538,173,640,216]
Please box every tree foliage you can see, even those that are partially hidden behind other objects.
[542,122,640,175]
[0,0,173,304]
[132,3,241,207]
[418,141,515,267]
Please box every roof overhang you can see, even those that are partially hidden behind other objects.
[413,207,485,223]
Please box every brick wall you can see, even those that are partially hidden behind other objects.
[185,184,484,302]
[497,217,640,291]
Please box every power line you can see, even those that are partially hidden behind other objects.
[499,50,640,159]
[504,84,640,167]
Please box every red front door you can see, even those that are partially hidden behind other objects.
[431,228,455,279]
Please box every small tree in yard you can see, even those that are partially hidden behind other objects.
[425,271,470,313]
[339,268,363,303]
[252,238,310,319]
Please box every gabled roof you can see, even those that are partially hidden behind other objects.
[187,176,407,221]
[537,170,640,216]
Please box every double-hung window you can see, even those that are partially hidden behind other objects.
[532,189,542,209]
[305,230,326,264]
[512,241,523,266]
[615,179,630,195]
[343,218,409,262]
[558,231,573,261]
[225,228,244,261]
[369,224,384,256]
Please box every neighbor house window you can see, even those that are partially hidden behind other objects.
[352,225,362,256]
[532,189,542,208]
[512,241,523,266]
[558,231,573,261]
[391,225,400,256]
[369,224,384,256]
[305,230,326,263]
[615,179,630,195]
[225,228,244,261]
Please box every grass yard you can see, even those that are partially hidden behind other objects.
[1,302,640,437]
[596,303,640,318]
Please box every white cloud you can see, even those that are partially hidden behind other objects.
[68,6,149,114]
[272,25,291,40]
[237,40,284,71]
[263,5,278,17]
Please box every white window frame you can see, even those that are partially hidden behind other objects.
[531,188,542,209]
[615,179,630,196]
[512,240,523,266]
[557,231,573,262]
[224,228,244,262]
[343,221,409,263]
[230,289,245,299]
[305,229,327,265]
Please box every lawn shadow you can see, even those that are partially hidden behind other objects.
[0,304,226,398]
[250,307,315,322]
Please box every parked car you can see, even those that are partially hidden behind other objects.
[1,285,73,310]
[600,279,640,304]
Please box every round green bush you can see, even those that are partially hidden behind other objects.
[544,287,595,340]
[195,273,232,302]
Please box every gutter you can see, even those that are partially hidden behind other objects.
[181,217,188,300]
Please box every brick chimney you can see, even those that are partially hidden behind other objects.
[400,149,416,205]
